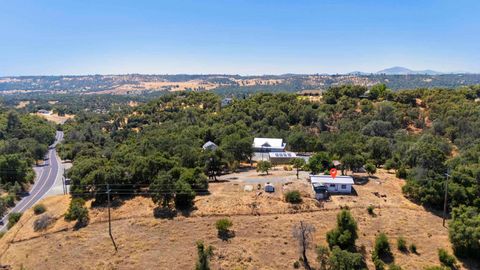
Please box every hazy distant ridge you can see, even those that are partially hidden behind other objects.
[376,66,443,75]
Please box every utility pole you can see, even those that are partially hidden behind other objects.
[107,183,118,252]
[443,172,450,227]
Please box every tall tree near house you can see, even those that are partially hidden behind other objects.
[256,160,272,175]
[291,158,306,179]
[292,221,316,270]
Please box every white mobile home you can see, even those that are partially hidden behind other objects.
[310,175,354,194]
[252,138,286,152]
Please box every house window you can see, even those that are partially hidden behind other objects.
[329,184,336,187]
[341,185,347,189]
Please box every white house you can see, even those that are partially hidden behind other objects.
[252,138,286,152]
[310,175,354,194]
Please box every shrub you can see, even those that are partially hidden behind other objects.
[33,204,47,215]
[367,205,375,216]
[365,163,377,175]
[397,237,407,252]
[7,212,22,229]
[389,264,402,270]
[285,190,302,204]
[4,194,16,207]
[293,261,300,269]
[0,198,6,217]
[195,240,213,270]
[64,198,89,228]
[396,166,407,179]
[328,246,365,269]
[448,205,480,258]
[438,248,457,269]
[409,243,417,254]
[373,257,385,270]
[373,233,392,260]
[33,214,55,231]
[215,218,233,240]
[424,267,447,270]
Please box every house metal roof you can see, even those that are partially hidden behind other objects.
[268,152,296,158]
[253,138,285,149]
[310,175,354,185]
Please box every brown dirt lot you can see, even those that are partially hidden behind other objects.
[0,169,477,270]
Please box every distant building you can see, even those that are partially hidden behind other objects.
[268,151,297,164]
[202,141,218,151]
[252,138,286,152]
[297,89,323,96]
[310,175,354,194]
[221,98,233,107]
[37,109,50,115]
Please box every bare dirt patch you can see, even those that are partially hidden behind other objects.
[34,112,75,124]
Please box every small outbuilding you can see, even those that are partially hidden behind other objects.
[310,175,354,194]
[264,182,275,193]
[202,141,218,151]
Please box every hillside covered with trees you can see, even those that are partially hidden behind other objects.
[58,84,480,262]
[0,110,56,217]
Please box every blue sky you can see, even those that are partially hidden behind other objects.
[1,0,479,75]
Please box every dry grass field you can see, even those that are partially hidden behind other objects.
[34,112,75,124]
[0,169,477,270]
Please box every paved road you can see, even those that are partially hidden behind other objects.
[0,131,64,231]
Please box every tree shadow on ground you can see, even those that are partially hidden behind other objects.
[457,257,480,270]
[152,205,197,219]
[218,230,235,241]
[153,207,177,219]
[353,176,369,185]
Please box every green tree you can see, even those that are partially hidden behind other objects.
[7,212,22,229]
[0,154,30,185]
[372,233,392,263]
[448,206,480,258]
[326,209,358,251]
[341,154,364,173]
[291,158,306,179]
[316,245,330,270]
[256,160,272,175]
[6,111,21,133]
[328,246,365,270]
[64,198,89,228]
[367,137,391,167]
[150,172,176,208]
[308,152,332,175]
[33,144,48,165]
[365,163,377,176]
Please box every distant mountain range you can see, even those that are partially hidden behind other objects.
[376,66,443,75]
